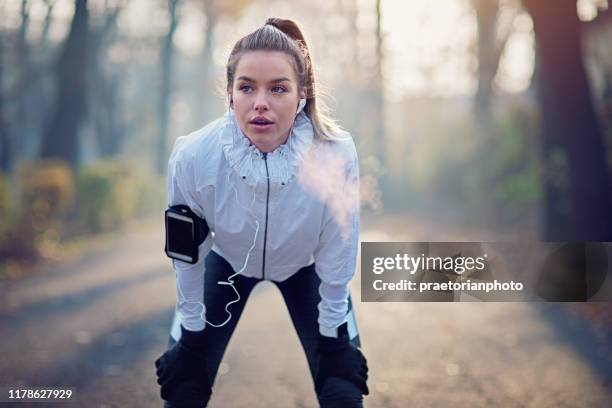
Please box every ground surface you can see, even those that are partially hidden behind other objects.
[0,215,610,407]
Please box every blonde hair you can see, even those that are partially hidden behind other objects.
[226,18,346,142]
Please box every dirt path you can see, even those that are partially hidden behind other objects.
[0,216,610,407]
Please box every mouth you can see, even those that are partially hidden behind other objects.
[249,117,275,132]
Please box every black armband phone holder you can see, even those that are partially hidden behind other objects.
[164,205,210,264]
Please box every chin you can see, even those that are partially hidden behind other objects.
[255,142,276,153]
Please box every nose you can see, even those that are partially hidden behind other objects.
[253,91,269,112]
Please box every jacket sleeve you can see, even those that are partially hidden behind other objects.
[167,137,213,331]
[313,152,360,338]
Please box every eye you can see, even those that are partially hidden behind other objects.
[271,86,287,93]
[239,84,253,93]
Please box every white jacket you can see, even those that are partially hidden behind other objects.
[167,108,360,337]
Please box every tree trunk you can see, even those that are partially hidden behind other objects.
[523,0,612,240]
[473,0,499,115]
[40,0,56,48]
[90,5,122,158]
[156,0,180,176]
[198,1,218,125]
[0,35,10,174]
[40,0,89,167]
[373,0,386,169]
[15,0,31,164]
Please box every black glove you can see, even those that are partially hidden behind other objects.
[155,325,212,405]
[315,324,369,396]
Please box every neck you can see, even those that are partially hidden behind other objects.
[247,130,291,153]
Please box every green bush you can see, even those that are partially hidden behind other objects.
[18,159,75,217]
[77,160,138,233]
[482,104,541,223]
[133,171,166,218]
[0,159,75,260]
[76,160,165,233]
[1,159,166,262]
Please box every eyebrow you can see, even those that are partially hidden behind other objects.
[237,76,292,84]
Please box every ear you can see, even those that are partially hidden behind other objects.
[226,83,233,105]
[296,98,307,115]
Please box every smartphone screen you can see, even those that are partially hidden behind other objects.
[166,212,195,262]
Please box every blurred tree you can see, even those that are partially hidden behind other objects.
[335,0,362,146]
[0,27,9,174]
[340,0,360,77]
[156,0,181,176]
[2,0,56,172]
[15,0,30,152]
[197,0,219,124]
[89,1,125,158]
[523,0,612,240]
[373,0,386,169]
[356,0,386,191]
[40,0,57,49]
[40,0,90,167]
[14,0,31,170]
[582,5,612,131]
[471,0,518,116]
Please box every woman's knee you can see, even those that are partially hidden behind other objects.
[317,377,364,408]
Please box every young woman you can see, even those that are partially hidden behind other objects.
[154,18,368,408]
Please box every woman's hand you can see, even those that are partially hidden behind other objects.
[155,326,212,404]
[315,326,369,396]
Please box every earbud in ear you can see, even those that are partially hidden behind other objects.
[296,98,306,115]
[227,94,233,108]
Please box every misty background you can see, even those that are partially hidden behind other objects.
[1,0,612,266]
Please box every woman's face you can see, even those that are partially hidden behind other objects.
[230,50,305,153]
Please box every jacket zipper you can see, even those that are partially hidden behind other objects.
[262,152,270,280]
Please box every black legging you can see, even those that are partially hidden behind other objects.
[164,250,364,407]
